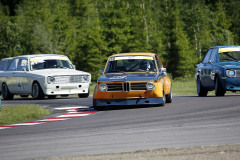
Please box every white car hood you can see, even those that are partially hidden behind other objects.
[30,69,90,76]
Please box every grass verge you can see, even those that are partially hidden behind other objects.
[0,104,51,125]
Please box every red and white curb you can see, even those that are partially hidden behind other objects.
[0,107,97,130]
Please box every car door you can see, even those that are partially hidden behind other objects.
[14,58,31,94]
[6,58,19,93]
[200,49,215,89]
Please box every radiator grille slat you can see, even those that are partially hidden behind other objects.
[107,83,123,91]
[106,82,147,91]
[236,70,240,77]
[131,83,147,90]
[53,75,83,84]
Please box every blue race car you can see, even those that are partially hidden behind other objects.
[195,46,240,96]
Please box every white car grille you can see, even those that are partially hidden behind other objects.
[53,75,83,84]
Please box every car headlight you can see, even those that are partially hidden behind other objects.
[99,83,108,92]
[226,70,236,77]
[82,75,90,83]
[146,82,155,90]
[47,76,55,84]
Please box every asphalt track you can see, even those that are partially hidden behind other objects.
[0,95,240,160]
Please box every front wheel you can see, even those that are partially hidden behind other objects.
[197,77,208,96]
[48,95,57,99]
[2,83,14,100]
[32,82,44,99]
[160,90,166,106]
[215,77,226,96]
[166,87,172,103]
[78,88,90,98]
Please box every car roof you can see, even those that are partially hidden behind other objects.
[110,52,156,57]
[16,54,68,59]
[210,46,240,49]
[0,57,13,61]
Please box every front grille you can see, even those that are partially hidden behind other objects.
[54,75,83,84]
[131,83,147,90]
[236,70,240,77]
[123,82,130,92]
[107,83,123,91]
[105,82,147,92]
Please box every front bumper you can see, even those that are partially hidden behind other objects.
[222,77,240,91]
[93,97,164,107]
[42,83,90,95]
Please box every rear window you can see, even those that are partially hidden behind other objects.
[0,60,9,71]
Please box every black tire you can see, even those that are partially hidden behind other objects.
[78,88,90,98]
[197,77,208,96]
[166,87,172,103]
[2,83,14,100]
[48,95,57,99]
[215,77,226,96]
[160,90,166,106]
[93,99,105,111]
[32,82,44,99]
[93,106,105,111]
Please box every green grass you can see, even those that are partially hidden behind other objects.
[90,82,97,95]
[0,105,51,125]
[172,78,198,95]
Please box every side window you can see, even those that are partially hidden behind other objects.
[155,55,162,71]
[17,59,28,71]
[0,61,7,71]
[202,49,213,63]
[8,59,19,71]
[209,48,217,62]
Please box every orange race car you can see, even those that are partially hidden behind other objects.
[93,53,172,110]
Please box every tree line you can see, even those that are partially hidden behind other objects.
[0,0,239,80]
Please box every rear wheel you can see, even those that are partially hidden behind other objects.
[197,77,208,96]
[32,82,44,99]
[215,77,226,96]
[2,83,14,100]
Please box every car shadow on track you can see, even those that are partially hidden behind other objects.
[91,104,164,111]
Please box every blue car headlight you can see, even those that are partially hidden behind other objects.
[226,70,236,77]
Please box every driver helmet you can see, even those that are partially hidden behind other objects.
[139,60,151,71]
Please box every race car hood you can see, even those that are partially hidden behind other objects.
[218,62,240,69]
[97,72,158,82]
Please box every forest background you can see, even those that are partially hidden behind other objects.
[0,0,239,81]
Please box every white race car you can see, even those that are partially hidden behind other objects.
[0,54,91,100]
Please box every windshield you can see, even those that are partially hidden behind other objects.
[105,56,157,73]
[219,51,240,62]
[30,58,74,70]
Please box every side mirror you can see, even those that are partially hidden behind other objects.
[161,68,167,74]
[99,69,104,74]
[21,67,27,72]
